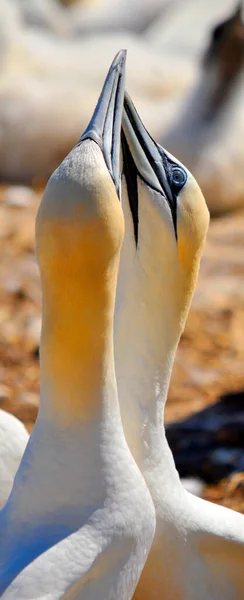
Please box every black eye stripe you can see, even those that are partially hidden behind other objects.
[121,130,139,246]
[122,138,188,246]
[122,93,188,245]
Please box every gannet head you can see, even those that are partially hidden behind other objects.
[35,51,126,419]
[120,91,210,343]
[36,50,126,285]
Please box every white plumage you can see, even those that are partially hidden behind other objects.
[0,410,29,509]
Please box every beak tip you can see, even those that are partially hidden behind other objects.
[113,49,127,75]
[116,48,127,60]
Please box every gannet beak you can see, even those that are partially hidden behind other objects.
[79,49,126,197]
[122,91,175,218]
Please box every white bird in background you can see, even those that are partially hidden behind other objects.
[0,410,29,509]
[146,0,240,61]
[0,51,155,599]
[162,2,244,215]
[114,91,244,600]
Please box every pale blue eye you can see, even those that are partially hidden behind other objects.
[171,167,187,187]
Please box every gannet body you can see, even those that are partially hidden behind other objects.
[115,92,244,600]
[0,52,155,599]
[0,410,28,509]
[161,3,244,215]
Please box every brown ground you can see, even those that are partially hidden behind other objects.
[0,184,243,512]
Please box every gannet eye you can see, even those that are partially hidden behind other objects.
[171,167,187,188]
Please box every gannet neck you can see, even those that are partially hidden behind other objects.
[116,91,209,485]
[116,181,185,482]
[37,142,121,425]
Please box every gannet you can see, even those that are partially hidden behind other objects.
[0,52,155,598]
[115,91,244,600]
[0,410,28,509]
[161,2,244,215]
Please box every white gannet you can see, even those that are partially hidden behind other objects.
[161,2,244,215]
[0,410,29,509]
[0,52,155,598]
[114,91,244,600]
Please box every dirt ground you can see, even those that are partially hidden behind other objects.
[0,184,243,512]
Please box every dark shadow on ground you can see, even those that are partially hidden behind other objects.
[166,390,244,483]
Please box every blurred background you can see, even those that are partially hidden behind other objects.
[0,0,243,510]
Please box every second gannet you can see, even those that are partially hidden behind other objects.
[0,52,155,599]
[115,92,244,600]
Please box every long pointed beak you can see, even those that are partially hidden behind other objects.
[122,92,190,241]
[79,50,126,197]
[122,92,174,204]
